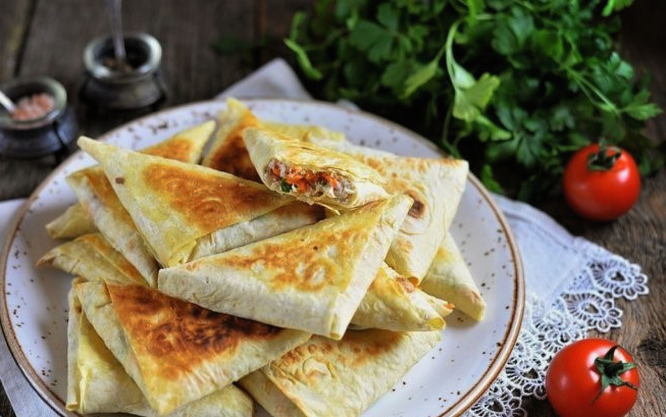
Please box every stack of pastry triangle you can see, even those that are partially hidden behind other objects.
[198,100,451,332]
[37,97,491,417]
[158,194,413,339]
[45,233,307,416]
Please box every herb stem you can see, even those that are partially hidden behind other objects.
[441,105,453,148]
[567,69,619,115]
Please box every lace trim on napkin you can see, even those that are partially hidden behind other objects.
[465,244,649,417]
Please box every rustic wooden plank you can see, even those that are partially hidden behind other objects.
[255,0,312,65]
[618,0,666,145]
[17,0,255,134]
[0,158,58,201]
[120,0,255,107]
[0,0,33,80]
[0,0,255,201]
[0,0,47,203]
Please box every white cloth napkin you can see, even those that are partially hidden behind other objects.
[0,58,649,417]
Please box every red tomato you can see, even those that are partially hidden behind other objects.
[546,339,639,417]
[563,143,640,221]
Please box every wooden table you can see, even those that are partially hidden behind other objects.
[0,1,663,416]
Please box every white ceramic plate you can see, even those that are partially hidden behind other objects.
[0,99,524,417]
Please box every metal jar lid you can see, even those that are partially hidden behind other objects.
[83,32,162,84]
[81,32,166,110]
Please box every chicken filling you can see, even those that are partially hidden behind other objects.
[267,159,352,201]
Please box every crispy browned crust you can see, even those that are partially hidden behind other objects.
[76,169,134,224]
[366,266,417,297]
[207,201,382,293]
[206,112,260,180]
[143,138,195,163]
[106,283,283,380]
[279,330,403,371]
[142,162,283,233]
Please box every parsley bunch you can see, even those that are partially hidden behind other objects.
[286,0,663,200]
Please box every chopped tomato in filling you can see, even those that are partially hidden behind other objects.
[268,159,350,200]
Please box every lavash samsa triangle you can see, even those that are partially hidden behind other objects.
[55,121,214,239]
[45,203,97,239]
[202,98,345,180]
[77,137,324,268]
[239,329,441,417]
[421,233,487,321]
[75,280,310,415]
[364,155,467,279]
[158,194,412,339]
[243,126,389,210]
[305,137,469,279]
[309,138,486,316]
[38,233,146,286]
[65,121,215,285]
[351,263,452,332]
[66,280,254,417]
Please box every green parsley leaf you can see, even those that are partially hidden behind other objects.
[480,164,505,193]
[402,46,444,98]
[603,0,635,17]
[377,3,399,30]
[349,21,392,62]
[453,74,501,121]
[446,21,504,129]
[625,102,662,120]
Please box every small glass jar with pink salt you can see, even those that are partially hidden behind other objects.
[0,77,78,159]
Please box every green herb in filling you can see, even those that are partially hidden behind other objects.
[280,179,293,192]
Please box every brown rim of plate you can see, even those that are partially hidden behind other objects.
[0,98,525,417]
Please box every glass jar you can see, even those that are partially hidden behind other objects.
[0,77,78,159]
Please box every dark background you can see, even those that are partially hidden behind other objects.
[0,0,664,416]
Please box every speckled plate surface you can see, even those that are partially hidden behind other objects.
[1,99,524,417]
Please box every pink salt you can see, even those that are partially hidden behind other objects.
[10,93,55,121]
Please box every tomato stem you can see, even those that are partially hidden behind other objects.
[587,142,621,172]
[592,345,638,403]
